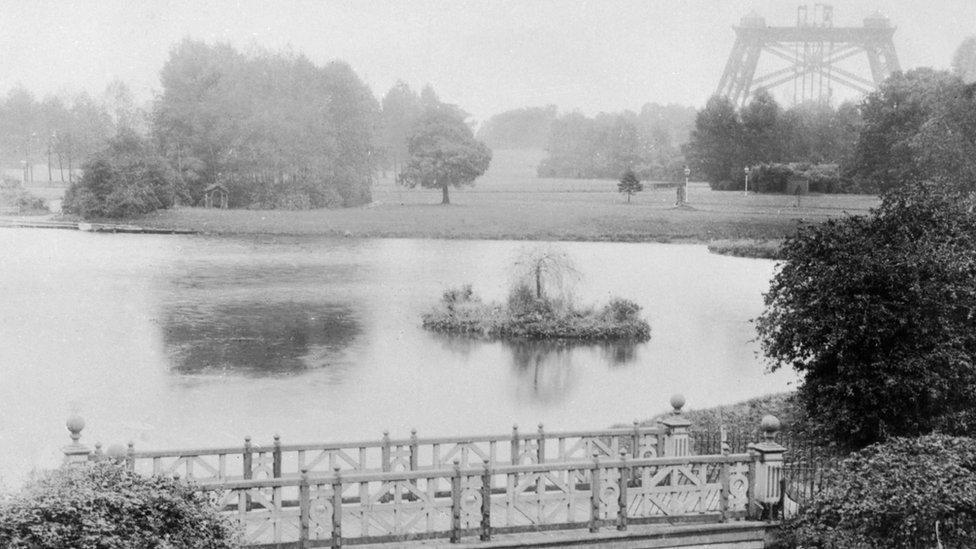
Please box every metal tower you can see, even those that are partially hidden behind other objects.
[716,5,901,106]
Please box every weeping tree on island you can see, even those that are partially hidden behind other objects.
[512,245,580,302]
[397,101,492,205]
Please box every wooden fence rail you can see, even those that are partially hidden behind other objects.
[122,424,668,483]
[193,453,758,547]
[60,394,792,547]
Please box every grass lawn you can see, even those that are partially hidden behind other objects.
[64,149,882,242]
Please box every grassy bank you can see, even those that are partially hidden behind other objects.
[129,182,876,242]
[707,239,784,259]
[47,150,878,242]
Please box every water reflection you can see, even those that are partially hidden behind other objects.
[504,339,639,403]
[162,301,361,375]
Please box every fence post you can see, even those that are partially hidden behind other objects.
[126,441,135,471]
[480,462,491,541]
[589,454,601,533]
[510,424,520,464]
[299,468,310,548]
[331,467,343,549]
[63,415,91,465]
[616,451,629,531]
[381,431,391,472]
[631,420,641,458]
[451,460,462,543]
[746,449,758,519]
[273,434,282,478]
[537,423,546,463]
[748,415,785,521]
[243,436,253,480]
[658,394,691,457]
[719,455,731,523]
[409,429,419,471]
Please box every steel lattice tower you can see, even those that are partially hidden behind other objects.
[716,5,900,106]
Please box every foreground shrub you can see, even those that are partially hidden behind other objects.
[780,435,976,548]
[757,185,976,449]
[0,461,237,548]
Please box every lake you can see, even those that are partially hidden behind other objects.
[0,230,794,488]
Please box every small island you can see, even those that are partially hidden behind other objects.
[422,247,650,341]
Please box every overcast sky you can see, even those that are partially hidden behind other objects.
[1,0,973,123]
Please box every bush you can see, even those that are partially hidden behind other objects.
[0,187,48,213]
[422,286,650,341]
[780,435,976,548]
[600,298,641,323]
[0,462,237,548]
[757,184,976,449]
[63,131,175,219]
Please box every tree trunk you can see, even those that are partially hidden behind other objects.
[627,193,631,203]
[535,265,542,299]
[441,185,450,205]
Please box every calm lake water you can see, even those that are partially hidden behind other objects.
[0,230,794,487]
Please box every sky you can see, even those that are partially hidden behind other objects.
[0,0,973,123]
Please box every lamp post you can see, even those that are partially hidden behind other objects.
[744,166,751,195]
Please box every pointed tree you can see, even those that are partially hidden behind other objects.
[398,101,491,205]
[617,168,643,202]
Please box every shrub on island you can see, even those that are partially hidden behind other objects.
[422,284,650,341]
[0,461,238,548]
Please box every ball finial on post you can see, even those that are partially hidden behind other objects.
[670,394,686,414]
[761,415,781,441]
[66,415,85,444]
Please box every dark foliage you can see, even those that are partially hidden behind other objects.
[746,163,849,194]
[422,286,650,341]
[779,435,976,548]
[152,39,378,209]
[686,92,861,191]
[0,462,237,548]
[63,131,174,219]
[398,103,492,205]
[617,168,643,201]
[757,184,976,449]
[845,68,973,193]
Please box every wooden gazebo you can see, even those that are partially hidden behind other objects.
[203,183,229,209]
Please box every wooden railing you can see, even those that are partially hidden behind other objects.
[61,395,790,546]
[196,453,756,547]
[114,424,666,483]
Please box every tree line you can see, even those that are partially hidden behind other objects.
[475,103,695,182]
[0,85,135,184]
[56,40,492,218]
[689,36,976,194]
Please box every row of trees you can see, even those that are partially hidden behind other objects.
[690,36,976,194]
[152,40,379,209]
[61,40,492,217]
[535,104,696,180]
[686,92,861,190]
[0,87,133,183]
